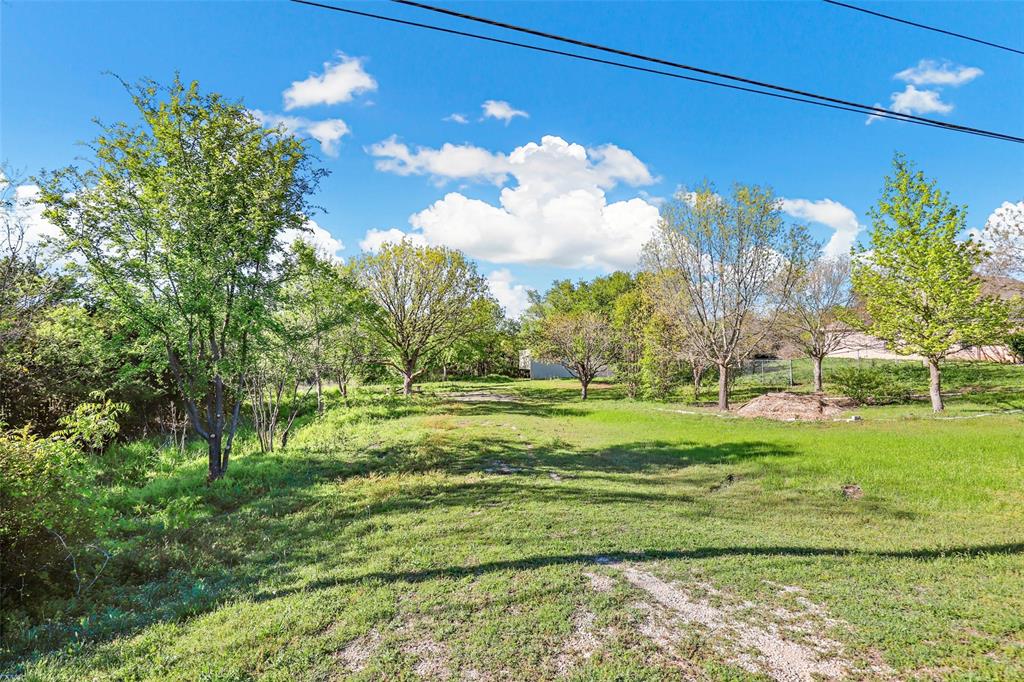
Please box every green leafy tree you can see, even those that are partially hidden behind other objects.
[640,311,691,400]
[246,242,360,451]
[611,287,647,399]
[850,154,1011,411]
[525,274,632,399]
[357,240,490,395]
[439,298,515,379]
[280,241,359,413]
[39,77,324,479]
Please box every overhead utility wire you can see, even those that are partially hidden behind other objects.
[287,0,1022,143]
[389,0,1024,143]
[823,0,1024,56]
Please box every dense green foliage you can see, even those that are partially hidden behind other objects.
[1007,331,1024,362]
[0,427,102,607]
[39,76,325,479]
[829,365,912,405]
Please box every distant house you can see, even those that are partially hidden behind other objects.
[518,350,614,379]
[828,332,1017,363]
[827,275,1024,364]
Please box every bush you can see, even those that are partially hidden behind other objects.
[0,426,101,605]
[829,364,912,404]
[1007,332,1024,363]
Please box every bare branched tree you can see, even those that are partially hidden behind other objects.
[1,166,59,347]
[779,255,856,392]
[978,200,1024,280]
[534,311,616,400]
[642,183,814,410]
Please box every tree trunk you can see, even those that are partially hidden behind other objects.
[207,433,223,481]
[442,364,448,382]
[717,362,729,411]
[812,355,824,393]
[928,358,944,412]
[402,373,414,396]
[580,378,589,400]
[692,364,704,401]
[315,368,324,415]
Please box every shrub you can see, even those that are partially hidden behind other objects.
[830,365,912,404]
[0,426,101,605]
[1007,332,1024,363]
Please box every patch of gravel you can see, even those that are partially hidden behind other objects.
[736,392,856,422]
[334,628,382,673]
[613,563,850,681]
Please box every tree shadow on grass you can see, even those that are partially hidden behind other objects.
[249,541,1024,603]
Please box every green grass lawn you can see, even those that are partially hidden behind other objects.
[4,371,1024,680]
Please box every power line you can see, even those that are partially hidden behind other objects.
[823,0,1024,56]
[287,0,1023,143]
[387,0,1023,143]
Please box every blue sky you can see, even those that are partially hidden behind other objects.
[4,0,1023,316]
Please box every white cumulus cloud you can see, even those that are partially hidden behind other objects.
[866,58,979,125]
[889,84,954,115]
[281,219,345,262]
[4,183,61,249]
[359,228,427,253]
[895,59,983,87]
[283,54,377,110]
[367,135,509,184]
[444,113,469,124]
[865,85,954,125]
[481,99,528,124]
[365,135,659,270]
[487,268,532,319]
[251,110,350,157]
[781,198,862,258]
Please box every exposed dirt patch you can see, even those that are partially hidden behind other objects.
[841,484,864,500]
[553,608,601,676]
[737,392,856,421]
[448,391,518,403]
[483,461,522,475]
[404,635,452,680]
[334,628,382,674]
[584,571,616,593]
[602,562,852,681]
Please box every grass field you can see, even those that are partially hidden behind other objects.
[4,366,1024,680]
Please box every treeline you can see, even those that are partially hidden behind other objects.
[526,166,1018,410]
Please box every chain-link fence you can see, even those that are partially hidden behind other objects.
[733,359,795,387]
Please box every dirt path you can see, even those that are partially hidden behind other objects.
[598,560,860,681]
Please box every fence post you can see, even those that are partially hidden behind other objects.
[789,360,794,387]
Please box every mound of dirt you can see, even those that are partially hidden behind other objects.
[736,392,856,421]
